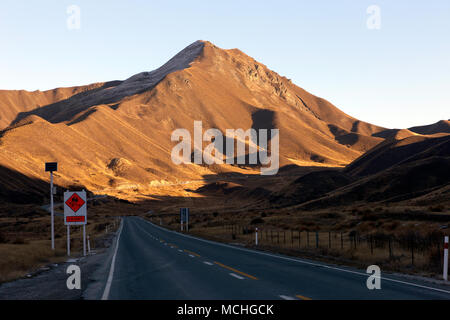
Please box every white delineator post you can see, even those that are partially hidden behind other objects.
[444,236,449,281]
[67,225,70,256]
[255,228,258,246]
[50,171,54,250]
[87,235,91,254]
[83,224,86,257]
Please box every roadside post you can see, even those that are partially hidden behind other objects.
[64,190,87,257]
[180,208,184,231]
[444,236,449,281]
[186,208,189,232]
[87,235,91,254]
[180,208,189,232]
[45,162,58,250]
[255,227,258,246]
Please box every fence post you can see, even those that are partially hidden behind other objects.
[277,231,280,244]
[283,231,286,245]
[370,235,374,255]
[328,232,331,249]
[316,232,319,249]
[291,230,294,247]
[443,236,448,281]
[255,228,258,246]
[298,230,301,248]
[341,232,343,250]
[388,237,393,259]
[307,231,309,248]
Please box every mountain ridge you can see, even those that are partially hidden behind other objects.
[0,40,447,202]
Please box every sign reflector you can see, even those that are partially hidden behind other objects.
[66,216,86,223]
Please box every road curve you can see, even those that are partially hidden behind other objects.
[102,217,450,300]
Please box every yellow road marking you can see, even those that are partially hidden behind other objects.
[183,249,200,257]
[296,294,312,300]
[213,261,258,280]
[168,243,178,248]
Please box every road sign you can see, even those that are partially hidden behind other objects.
[64,191,87,225]
[180,208,189,222]
[45,162,58,172]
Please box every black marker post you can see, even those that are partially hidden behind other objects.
[45,162,58,250]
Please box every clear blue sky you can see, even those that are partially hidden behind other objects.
[0,0,448,129]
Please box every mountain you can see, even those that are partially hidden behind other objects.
[409,120,450,135]
[0,40,444,203]
[270,134,450,209]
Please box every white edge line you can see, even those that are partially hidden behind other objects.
[204,261,214,266]
[279,295,295,300]
[229,273,245,280]
[101,218,124,300]
[139,217,450,295]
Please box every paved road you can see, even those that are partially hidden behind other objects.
[102,217,450,300]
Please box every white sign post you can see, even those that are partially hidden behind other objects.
[50,171,54,250]
[64,190,87,257]
[444,236,449,282]
[255,228,258,246]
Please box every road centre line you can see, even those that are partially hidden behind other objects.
[141,218,450,295]
[296,294,312,300]
[213,261,258,280]
[184,249,201,257]
[229,273,245,280]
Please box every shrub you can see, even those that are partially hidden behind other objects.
[250,217,264,225]
[429,205,444,212]
[12,237,28,245]
[0,232,8,244]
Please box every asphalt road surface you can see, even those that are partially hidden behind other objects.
[102,217,450,300]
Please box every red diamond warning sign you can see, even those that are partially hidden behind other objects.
[64,190,87,226]
[65,193,85,213]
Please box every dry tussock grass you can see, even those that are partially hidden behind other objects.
[0,198,136,283]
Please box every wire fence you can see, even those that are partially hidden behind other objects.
[195,223,448,274]
[148,214,449,274]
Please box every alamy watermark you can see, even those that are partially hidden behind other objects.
[171,121,279,175]
[66,264,81,290]
[366,5,381,30]
[67,5,81,30]
[366,265,381,290]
